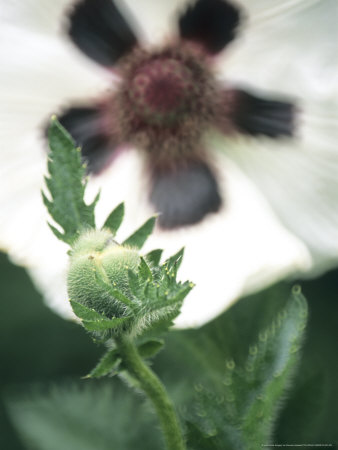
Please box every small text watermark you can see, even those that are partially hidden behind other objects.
[261,445,334,448]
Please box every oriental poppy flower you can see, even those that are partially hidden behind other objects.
[1,0,337,327]
[57,0,296,228]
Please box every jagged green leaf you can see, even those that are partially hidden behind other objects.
[93,269,133,310]
[144,281,158,302]
[138,311,180,341]
[87,348,121,378]
[138,257,153,281]
[102,202,124,235]
[165,282,194,305]
[137,339,164,359]
[128,269,143,298]
[110,289,134,308]
[122,217,156,249]
[137,282,191,322]
[144,249,163,266]
[83,316,130,332]
[70,300,107,321]
[47,223,66,242]
[164,247,184,274]
[124,251,193,338]
[135,284,192,339]
[180,287,308,450]
[42,117,98,245]
[239,286,308,447]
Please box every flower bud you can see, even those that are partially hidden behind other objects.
[67,229,140,318]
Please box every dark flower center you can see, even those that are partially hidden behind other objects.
[59,0,295,228]
[114,45,217,163]
[129,58,193,122]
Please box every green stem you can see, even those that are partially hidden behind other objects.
[116,335,186,450]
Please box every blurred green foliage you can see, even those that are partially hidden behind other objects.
[0,251,100,449]
[1,251,337,449]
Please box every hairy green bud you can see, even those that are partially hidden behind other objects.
[67,229,140,318]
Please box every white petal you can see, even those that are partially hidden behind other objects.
[122,0,185,44]
[0,17,113,178]
[0,0,72,35]
[239,0,320,21]
[214,0,338,274]
[0,25,111,105]
[223,0,338,100]
[218,99,338,276]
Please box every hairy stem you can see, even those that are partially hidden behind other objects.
[116,335,186,450]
